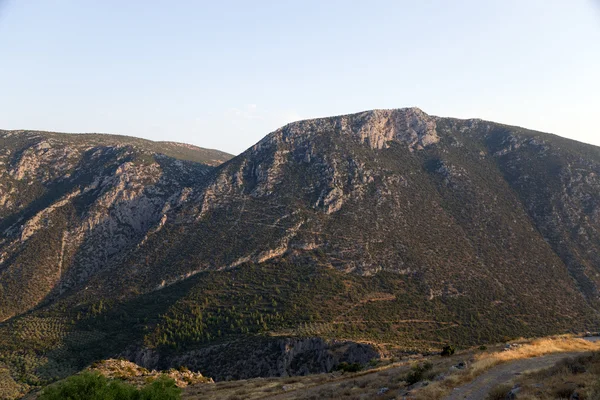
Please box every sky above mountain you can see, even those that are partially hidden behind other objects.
[0,0,598,154]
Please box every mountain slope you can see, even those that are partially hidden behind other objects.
[1,109,600,397]
[0,130,232,321]
[78,108,600,309]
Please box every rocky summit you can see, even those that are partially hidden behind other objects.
[1,108,600,398]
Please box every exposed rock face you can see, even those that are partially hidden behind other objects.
[123,338,381,381]
[0,130,232,321]
[256,107,438,152]
[86,109,597,298]
[88,359,213,388]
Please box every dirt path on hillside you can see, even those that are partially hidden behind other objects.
[443,352,582,400]
[332,293,396,322]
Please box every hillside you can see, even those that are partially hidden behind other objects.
[0,129,232,321]
[1,109,600,398]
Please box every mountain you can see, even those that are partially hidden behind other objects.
[0,130,232,322]
[2,108,600,398]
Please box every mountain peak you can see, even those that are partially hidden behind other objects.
[256,107,439,153]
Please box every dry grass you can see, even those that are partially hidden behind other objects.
[485,384,513,400]
[482,336,600,364]
[184,355,459,400]
[414,336,600,400]
[185,337,600,400]
[507,352,600,400]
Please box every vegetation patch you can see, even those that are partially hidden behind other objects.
[88,359,213,388]
[335,362,362,373]
[39,372,181,400]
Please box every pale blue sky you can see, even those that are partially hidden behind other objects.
[0,0,599,154]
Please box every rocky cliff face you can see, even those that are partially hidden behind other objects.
[0,130,232,321]
[79,108,600,309]
[123,337,380,381]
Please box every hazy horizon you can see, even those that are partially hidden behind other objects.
[1,0,599,154]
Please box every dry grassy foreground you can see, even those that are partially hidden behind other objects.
[487,351,600,400]
[184,336,600,400]
[414,336,600,399]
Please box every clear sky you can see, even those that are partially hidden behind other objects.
[0,0,599,154]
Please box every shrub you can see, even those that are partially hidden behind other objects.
[405,362,433,385]
[486,384,512,400]
[336,362,362,373]
[39,372,137,400]
[553,383,576,399]
[139,375,181,399]
[479,345,487,351]
[556,357,587,374]
[38,372,181,400]
[441,345,456,357]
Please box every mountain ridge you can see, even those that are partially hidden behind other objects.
[261,107,599,153]
[0,129,233,165]
[0,129,233,322]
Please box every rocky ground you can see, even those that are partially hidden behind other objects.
[88,359,213,388]
[182,337,600,400]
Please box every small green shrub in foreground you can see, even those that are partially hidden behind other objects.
[405,362,434,385]
[39,372,181,400]
[336,362,362,373]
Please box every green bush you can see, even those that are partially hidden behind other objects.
[336,362,362,373]
[368,358,379,367]
[39,372,181,400]
[405,362,433,385]
[441,344,455,357]
[139,376,181,400]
